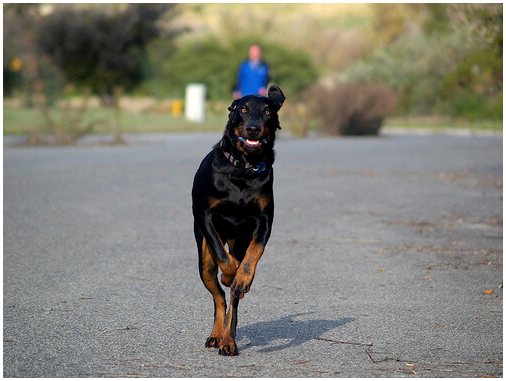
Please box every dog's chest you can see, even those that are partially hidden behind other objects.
[210,175,270,216]
[212,188,263,214]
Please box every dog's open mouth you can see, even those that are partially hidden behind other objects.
[238,136,266,150]
[245,139,261,148]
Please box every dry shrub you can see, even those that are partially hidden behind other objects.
[279,102,313,138]
[306,83,398,136]
[26,92,105,145]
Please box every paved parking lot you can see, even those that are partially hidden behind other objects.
[3,132,502,377]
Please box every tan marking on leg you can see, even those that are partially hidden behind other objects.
[218,240,239,287]
[209,197,225,209]
[201,238,226,347]
[226,239,236,255]
[256,196,271,211]
[219,290,239,356]
[232,241,265,299]
[202,233,238,287]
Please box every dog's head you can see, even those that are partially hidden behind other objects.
[225,85,285,156]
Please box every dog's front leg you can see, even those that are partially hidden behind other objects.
[219,290,240,356]
[231,211,271,299]
[218,239,265,357]
[218,239,265,356]
[218,215,270,356]
[231,240,265,299]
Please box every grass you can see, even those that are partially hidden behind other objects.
[3,104,225,136]
[3,103,502,139]
[385,116,503,132]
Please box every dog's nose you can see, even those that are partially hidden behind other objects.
[246,126,261,136]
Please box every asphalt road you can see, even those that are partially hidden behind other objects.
[3,132,503,377]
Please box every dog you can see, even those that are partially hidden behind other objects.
[192,85,285,356]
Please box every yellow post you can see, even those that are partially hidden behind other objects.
[9,57,23,72]
[171,100,183,117]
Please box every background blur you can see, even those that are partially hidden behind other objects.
[3,3,503,144]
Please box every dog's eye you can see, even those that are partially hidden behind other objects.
[265,109,271,116]
[240,107,247,114]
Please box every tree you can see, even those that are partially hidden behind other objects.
[37,4,177,104]
[3,4,42,98]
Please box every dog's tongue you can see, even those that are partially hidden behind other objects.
[246,139,260,146]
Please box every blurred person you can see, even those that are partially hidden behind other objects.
[233,44,270,99]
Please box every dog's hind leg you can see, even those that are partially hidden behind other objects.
[196,228,227,348]
[195,213,239,286]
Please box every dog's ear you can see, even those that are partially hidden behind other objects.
[267,85,285,110]
[227,99,240,112]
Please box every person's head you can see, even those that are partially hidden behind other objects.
[248,44,262,62]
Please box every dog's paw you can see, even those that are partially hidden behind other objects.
[231,278,251,299]
[205,336,220,348]
[218,341,238,356]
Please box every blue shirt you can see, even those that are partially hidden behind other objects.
[234,60,270,96]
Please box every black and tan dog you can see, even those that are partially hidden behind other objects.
[192,85,285,356]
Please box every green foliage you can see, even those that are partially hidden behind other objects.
[423,4,450,35]
[3,66,22,97]
[36,56,67,106]
[5,3,502,127]
[146,36,318,100]
[346,5,503,121]
[38,5,175,100]
[347,32,459,113]
[368,4,419,45]
[456,4,503,55]
[442,47,503,120]
[150,36,230,100]
[3,4,42,99]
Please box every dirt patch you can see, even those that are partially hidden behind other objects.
[389,214,502,236]
[438,171,502,189]
[383,243,502,271]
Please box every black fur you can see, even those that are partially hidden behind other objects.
[192,85,285,356]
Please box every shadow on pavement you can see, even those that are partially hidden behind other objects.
[237,312,354,353]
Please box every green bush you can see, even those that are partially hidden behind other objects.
[346,31,467,113]
[346,31,502,120]
[441,48,502,119]
[146,36,319,100]
[345,5,503,121]
[150,36,230,100]
[448,91,503,121]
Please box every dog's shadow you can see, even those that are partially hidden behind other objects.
[236,312,354,353]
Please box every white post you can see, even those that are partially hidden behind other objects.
[185,83,206,123]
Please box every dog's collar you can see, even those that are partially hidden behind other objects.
[220,140,268,173]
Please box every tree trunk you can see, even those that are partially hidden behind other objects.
[112,87,125,144]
